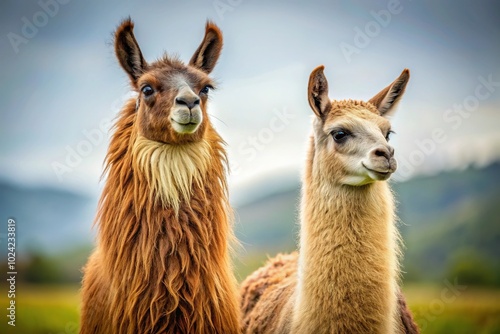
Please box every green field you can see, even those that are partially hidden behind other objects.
[403,284,500,334]
[0,284,80,334]
[1,283,499,333]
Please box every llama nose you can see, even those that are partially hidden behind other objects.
[372,146,394,161]
[176,96,200,110]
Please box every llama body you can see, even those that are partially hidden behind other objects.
[241,67,419,333]
[80,19,240,334]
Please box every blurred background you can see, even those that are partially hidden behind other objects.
[1,0,499,333]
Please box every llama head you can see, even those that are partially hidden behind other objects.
[114,18,223,144]
[307,66,410,186]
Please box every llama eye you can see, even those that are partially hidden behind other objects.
[386,130,395,141]
[141,85,154,97]
[332,130,349,143]
[199,85,212,95]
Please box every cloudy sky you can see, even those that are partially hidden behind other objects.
[1,0,499,199]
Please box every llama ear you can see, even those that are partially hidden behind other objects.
[369,69,410,117]
[189,21,223,74]
[308,65,331,118]
[114,18,147,84]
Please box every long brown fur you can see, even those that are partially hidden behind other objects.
[80,19,240,334]
[240,67,419,334]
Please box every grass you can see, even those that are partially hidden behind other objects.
[0,284,80,334]
[0,283,499,333]
[404,283,500,334]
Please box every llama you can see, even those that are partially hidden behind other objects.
[80,19,240,334]
[240,66,419,334]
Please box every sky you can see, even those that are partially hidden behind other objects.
[1,0,499,200]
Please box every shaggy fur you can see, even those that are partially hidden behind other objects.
[80,19,240,334]
[240,67,419,334]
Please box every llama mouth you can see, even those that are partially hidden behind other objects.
[171,119,200,134]
[362,164,393,180]
[171,119,199,126]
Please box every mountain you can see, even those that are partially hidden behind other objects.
[395,163,500,284]
[0,181,96,257]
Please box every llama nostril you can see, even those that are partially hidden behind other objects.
[176,97,200,110]
[373,147,393,160]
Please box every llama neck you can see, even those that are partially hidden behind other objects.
[293,151,400,333]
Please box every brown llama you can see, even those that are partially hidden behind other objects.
[80,18,240,334]
[240,66,419,334]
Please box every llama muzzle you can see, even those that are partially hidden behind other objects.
[363,157,397,181]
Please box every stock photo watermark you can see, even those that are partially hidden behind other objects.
[7,0,73,54]
[50,91,135,182]
[213,0,243,20]
[51,118,112,182]
[6,218,17,327]
[231,106,295,175]
[340,0,411,64]
[394,74,499,182]
[49,321,78,334]
[414,278,467,331]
